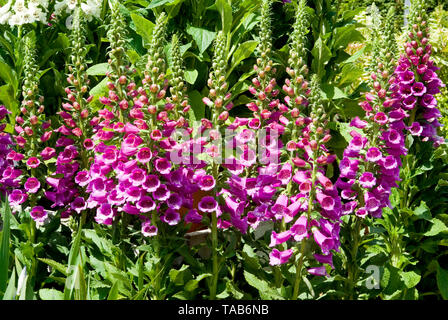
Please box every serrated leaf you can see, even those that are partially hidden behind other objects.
[228,40,258,77]
[38,258,68,276]
[243,271,284,300]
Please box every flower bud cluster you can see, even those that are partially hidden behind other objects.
[283,0,310,110]
[246,0,279,119]
[203,31,232,122]
[144,12,169,127]
[168,34,190,122]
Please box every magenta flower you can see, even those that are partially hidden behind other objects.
[312,228,334,255]
[365,147,382,162]
[24,177,40,194]
[26,157,41,168]
[143,174,161,192]
[198,196,218,213]
[184,209,203,224]
[129,168,146,186]
[269,248,293,266]
[75,171,90,187]
[30,206,48,223]
[95,203,115,225]
[290,215,308,241]
[359,172,377,189]
[198,175,216,191]
[8,189,28,206]
[71,197,87,214]
[269,230,292,247]
[161,208,181,226]
[142,220,158,237]
[307,266,329,277]
[153,185,170,201]
[136,195,155,213]
[136,147,152,164]
[155,158,172,175]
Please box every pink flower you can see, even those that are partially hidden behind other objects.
[136,147,152,164]
[269,230,292,247]
[24,177,40,193]
[198,175,216,191]
[142,220,158,237]
[26,157,41,168]
[30,206,48,223]
[269,248,293,266]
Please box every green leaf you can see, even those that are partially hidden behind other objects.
[37,258,68,276]
[437,263,448,300]
[320,84,348,100]
[401,271,421,289]
[169,265,191,286]
[130,13,155,43]
[333,25,364,50]
[188,90,205,120]
[107,281,120,300]
[148,0,175,9]
[184,69,198,84]
[0,60,17,89]
[243,271,284,300]
[3,267,16,300]
[216,0,233,35]
[0,199,11,296]
[186,26,216,54]
[86,63,111,76]
[424,218,448,237]
[311,37,332,78]
[413,201,432,221]
[228,40,258,77]
[39,288,64,300]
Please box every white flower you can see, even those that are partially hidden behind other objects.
[0,1,12,25]
[13,0,26,13]
[81,0,102,20]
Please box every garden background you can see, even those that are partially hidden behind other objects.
[0,0,448,300]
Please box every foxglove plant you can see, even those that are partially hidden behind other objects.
[392,0,445,147]
[11,34,53,223]
[50,6,95,221]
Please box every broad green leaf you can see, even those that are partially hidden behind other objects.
[188,90,205,120]
[413,201,432,221]
[228,40,258,77]
[311,37,332,78]
[321,84,348,100]
[424,218,448,237]
[169,265,191,286]
[184,69,198,84]
[86,63,111,76]
[216,0,233,35]
[333,25,364,50]
[0,61,17,89]
[400,271,421,289]
[243,271,284,300]
[130,13,155,43]
[39,288,64,300]
[186,26,216,54]
[83,229,113,256]
[437,263,448,300]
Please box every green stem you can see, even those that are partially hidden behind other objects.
[209,162,219,300]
